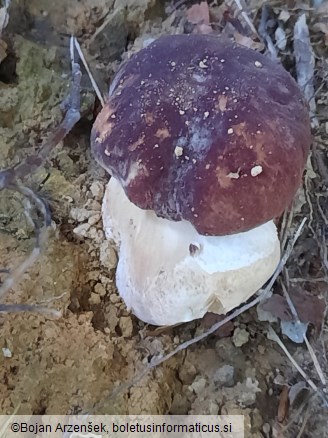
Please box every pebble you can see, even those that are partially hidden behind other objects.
[213,364,235,387]
[100,241,118,270]
[232,327,250,347]
[70,208,96,222]
[73,223,91,237]
[2,348,12,358]
[263,423,271,435]
[190,377,207,395]
[110,294,121,304]
[88,213,101,226]
[94,283,107,297]
[89,292,101,305]
[119,316,134,337]
[85,199,101,211]
[90,181,105,200]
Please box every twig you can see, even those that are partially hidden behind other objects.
[73,37,105,107]
[280,207,295,252]
[303,335,326,386]
[268,326,328,407]
[0,36,81,309]
[289,277,328,284]
[0,0,10,37]
[296,404,311,438]
[293,14,318,127]
[108,218,307,399]
[258,4,278,60]
[0,304,61,318]
[0,246,42,301]
[279,392,317,435]
[280,281,326,386]
[232,0,259,36]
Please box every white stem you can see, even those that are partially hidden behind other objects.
[102,177,281,326]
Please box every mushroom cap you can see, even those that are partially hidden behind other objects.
[91,34,312,236]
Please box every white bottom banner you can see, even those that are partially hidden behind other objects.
[0,415,244,438]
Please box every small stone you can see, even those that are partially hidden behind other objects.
[88,213,101,226]
[119,316,134,337]
[213,364,235,387]
[95,283,107,297]
[85,199,102,211]
[87,270,101,281]
[73,223,91,237]
[110,294,121,304]
[90,181,104,200]
[179,362,197,385]
[100,241,118,270]
[232,327,249,347]
[88,227,104,243]
[2,348,12,358]
[89,292,101,305]
[70,208,93,222]
[263,423,271,435]
[190,377,207,395]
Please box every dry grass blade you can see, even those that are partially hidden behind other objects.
[258,4,278,60]
[294,14,318,127]
[73,37,105,107]
[268,326,328,407]
[0,0,10,37]
[232,0,259,36]
[0,184,50,301]
[0,304,61,318]
[280,281,326,386]
[0,36,81,309]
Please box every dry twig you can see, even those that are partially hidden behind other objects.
[232,0,258,36]
[268,326,328,407]
[294,14,318,127]
[0,36,82,315]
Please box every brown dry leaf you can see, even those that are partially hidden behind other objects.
[186,1,212,34]
[233,31,265,51]
[261,295,292,321]
[261,289,325,332]
[198,312,234,338]
[277,385,290,422]
[187,1,210,25]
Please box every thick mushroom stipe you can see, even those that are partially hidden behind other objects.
[92,34,312,236]
[103,178,280,326]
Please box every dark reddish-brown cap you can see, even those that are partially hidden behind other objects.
[91,34,312,236]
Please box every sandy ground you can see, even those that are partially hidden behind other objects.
[0,0,327,436]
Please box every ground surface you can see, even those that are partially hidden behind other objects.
[0,0,327,437]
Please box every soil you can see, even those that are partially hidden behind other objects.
[0,1,327,437]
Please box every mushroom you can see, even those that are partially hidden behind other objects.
[91,34,312,326]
